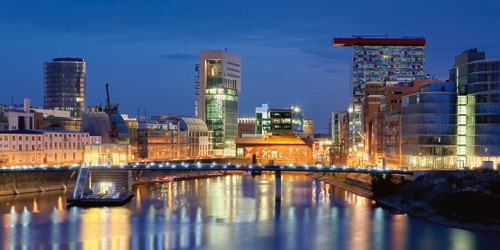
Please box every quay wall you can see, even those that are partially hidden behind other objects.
[0,171,76,196]
[0,169,227,196]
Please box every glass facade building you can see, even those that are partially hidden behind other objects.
[44,58,86,118]
[449,49,500,168]
[333,37,426,156]
[196,51,241,156]
[401,82,457,168]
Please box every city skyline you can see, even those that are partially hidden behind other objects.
[1,1,500,130]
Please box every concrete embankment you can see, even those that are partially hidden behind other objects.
[311,171,500,232]
[309,172,374,198]
[0,170,76,196]
[0,169,228,196]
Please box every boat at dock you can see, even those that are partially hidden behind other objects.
[67,192,134,207]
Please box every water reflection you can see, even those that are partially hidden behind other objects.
[0,174,499,249]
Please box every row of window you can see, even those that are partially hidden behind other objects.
[402,115,456,125]
[401,124,456,135]
[0,141,87,151]
[0,133,90,142]
[402,104,456,115]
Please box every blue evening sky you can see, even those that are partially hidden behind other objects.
[1,0,499,132]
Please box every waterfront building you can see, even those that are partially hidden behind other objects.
[44,57,86,118]
[331,111,348,164]
[137,115,211,161]
[238,117,256,136]
[123,115,139,161]
[83,144,130,166]
[401,81,457,168]
[313,137,331,164]
[235,134,313,165]
[195,50,241,156]
[332,36,426,158]
[363,94,382,164]
[380,78,433,168]
[363,82,384,165]
[0,130,100,166]
[449,49,500,168]
[81,111,129,144]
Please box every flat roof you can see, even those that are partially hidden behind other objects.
[332,37,425,46]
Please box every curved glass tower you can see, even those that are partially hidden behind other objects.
[44,57,86,118]
[401,82,457,168]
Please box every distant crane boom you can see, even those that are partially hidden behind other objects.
[105,83,118,143]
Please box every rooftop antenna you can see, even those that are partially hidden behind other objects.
[225,48,229,52]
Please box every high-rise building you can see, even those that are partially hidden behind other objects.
[44,58,86,118]
[195,50,241,156]
[332,36,426,158]
[449,49,500,168]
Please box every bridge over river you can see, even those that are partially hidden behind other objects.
[64,163,413,201]
[0,162,414,201]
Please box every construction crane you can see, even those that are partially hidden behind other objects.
[105,83,118,143]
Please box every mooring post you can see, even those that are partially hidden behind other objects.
[275,170,282,202]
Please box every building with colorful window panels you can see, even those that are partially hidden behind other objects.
[449,49,500,168]
[332,36,427,159]
[0,130,100,166]
[401,82,457,169]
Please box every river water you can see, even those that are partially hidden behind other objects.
[0,174,499,249]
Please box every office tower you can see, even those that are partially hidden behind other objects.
[44,58,86,118]
[332,36,426,158]
[195,50,241,156]
[449,49,500,168]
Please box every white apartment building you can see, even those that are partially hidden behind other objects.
[0,130,101,166]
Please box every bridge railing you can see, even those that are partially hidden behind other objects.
[0,162,417,175]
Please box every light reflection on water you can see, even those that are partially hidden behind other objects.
[0,174,499,249]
